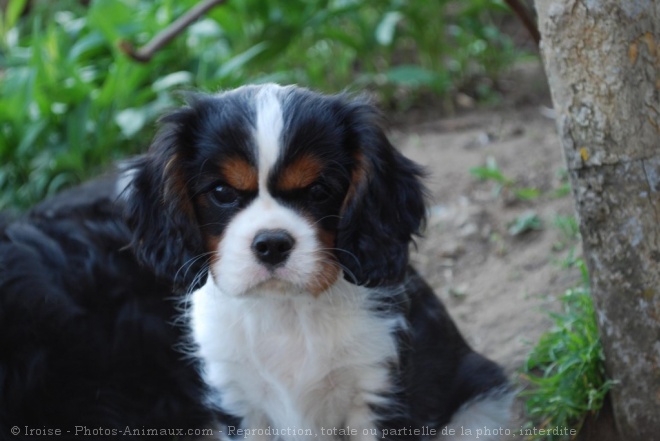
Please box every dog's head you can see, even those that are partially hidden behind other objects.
[124,84,425,295]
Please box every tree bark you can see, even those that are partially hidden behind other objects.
[535,0,660,439]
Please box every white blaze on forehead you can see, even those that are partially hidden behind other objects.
[253,85,285,192]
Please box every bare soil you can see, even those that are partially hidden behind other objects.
[392,60,583,426]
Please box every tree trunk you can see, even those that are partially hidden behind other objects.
[534,1,660,439]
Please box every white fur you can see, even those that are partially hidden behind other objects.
[211,195,324,297]
[253,84,285,185]
[210,84,326,298]
[441,390,514,440]
[190,278,403,440]
[185,85,512,440]
[192,85,398,440]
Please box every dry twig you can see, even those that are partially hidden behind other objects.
[120,0,228,63]
[504,0,540,46]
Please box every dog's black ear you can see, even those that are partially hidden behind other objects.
[336,100,426,287]
[123,107,205,292]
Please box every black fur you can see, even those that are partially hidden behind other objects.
[335,99,427,287]
[128,88,427,289]
[125,92,260,292]
[121,86,508,438]
[124,120,204,292]
[396,269,509,432]
[1,85,509,441]
[0,178,214,440]
[277,90,427,287]
[360,268,511,440]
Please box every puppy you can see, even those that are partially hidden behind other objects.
[125,84,513,440]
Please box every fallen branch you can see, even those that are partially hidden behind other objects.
[119,0,228,63]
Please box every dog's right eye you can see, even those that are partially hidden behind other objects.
[307,183,331,203]
[211,185,240,208]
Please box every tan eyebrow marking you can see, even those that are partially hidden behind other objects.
[277,154,324,191]
[221,157,258,191]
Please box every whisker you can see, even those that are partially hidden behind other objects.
[188,265,211,294]
[198,221,228,229]
[174,251,216,285]
[310,215,341,226]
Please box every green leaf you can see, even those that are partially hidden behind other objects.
[375,11,403,46]
[66,99,92,151]
[4,0,29,32]
[68,32,106,62]
[115,107,147,138]
[152,71,193,92]
[385,65,437,87]
[513,187,541,201]
[216,42,269,79]
[47,170,79,195]
[88,0,134,42]
[552,183,571,198]
[16,120,48,156]
[469,166,507,184]
[508,211,542,236]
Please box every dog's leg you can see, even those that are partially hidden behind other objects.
[234,412,272,441]
[440,390,514,441]
[345,401,380,441]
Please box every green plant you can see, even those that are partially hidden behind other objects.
[1,0,525,210]
[553,215,580,243]
[470,156,541,202]
[470,156,513,186]
[551,214,581,256]
[551,168,572,198]
[552,245,580,270]
[0,0,206,209]
[550,214,581,269]
[513,187,541,201]
[508,210,542,236]
[521,259,613,440]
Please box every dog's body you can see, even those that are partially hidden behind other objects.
[192,270,511,441]
[1,84,511,440]
[0,179,216,439]
[125,84,512,439]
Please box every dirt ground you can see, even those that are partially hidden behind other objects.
[391,61,583,423]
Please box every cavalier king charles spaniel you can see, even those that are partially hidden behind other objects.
[1,84,511,440]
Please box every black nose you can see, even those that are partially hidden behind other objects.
[251,229,295,267]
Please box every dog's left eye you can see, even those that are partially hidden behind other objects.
[211,185,240,207]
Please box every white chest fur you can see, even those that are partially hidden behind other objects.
[189,279,403,440]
